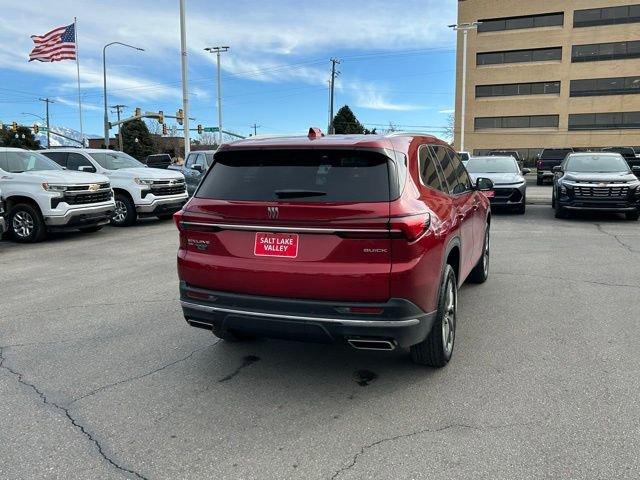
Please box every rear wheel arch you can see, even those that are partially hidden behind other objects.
[443,238,461,285]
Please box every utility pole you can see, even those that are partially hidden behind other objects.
[39,98,54,148]
[449,22,480,152]
[251,123,261,136]
[111,104,126,151]
[204,46,230,145]
[179,0,190,158]
[328,58,341,135]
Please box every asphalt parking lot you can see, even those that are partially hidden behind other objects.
[1,206,640,480]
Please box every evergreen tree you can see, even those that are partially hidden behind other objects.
[332,105,367,134]
[0,126,41,149]
[121,118,155,160]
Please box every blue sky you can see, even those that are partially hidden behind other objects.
[0,0,458,139]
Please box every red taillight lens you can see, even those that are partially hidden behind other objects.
[537,160,543,169]
[390,212,431,241]
[173,210,184,231]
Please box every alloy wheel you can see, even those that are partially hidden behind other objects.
[12,211,34,238]
[441,276,456,356]
[482,228,490,277]
[113,200,127,224]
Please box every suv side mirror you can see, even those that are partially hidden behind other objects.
[191,164,203,173]
[521,168,531,175]
[78,165,96,173]
[553,165,563,173]
[475,177,494,191]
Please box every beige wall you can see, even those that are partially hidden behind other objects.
[454,0,640,159]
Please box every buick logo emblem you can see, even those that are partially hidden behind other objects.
[267,206,279,219]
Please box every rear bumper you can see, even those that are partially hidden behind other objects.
[44,203,115,228]
[179,283,437,348]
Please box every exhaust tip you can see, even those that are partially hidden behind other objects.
[187,319,213,330]
[347,339,396,351]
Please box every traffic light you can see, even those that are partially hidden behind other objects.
[11,121,18,132]
[158,110,164,124]
[33,124,39,134]
[135,107,141,117]
[162,123,168,136]
[197,124,203,135]
[176,108,184,126]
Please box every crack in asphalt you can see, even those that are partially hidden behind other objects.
[329,421,538,479]
[0,346,148,480]
[70,340,221,405]
[594,223,640,254]
[0,298,176,321]
[493,271,640,290]
[218,355,261,382]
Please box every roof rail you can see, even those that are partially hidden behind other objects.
[385,131,438,138]
[243,134,302,140]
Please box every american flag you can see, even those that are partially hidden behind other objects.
[29,23,76,62]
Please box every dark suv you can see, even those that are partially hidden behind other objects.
[553,152,640,220]
[175,130,493,367]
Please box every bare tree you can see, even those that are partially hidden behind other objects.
[443,114,455,144]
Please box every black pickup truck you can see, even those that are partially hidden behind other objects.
[602,147,640,173]
[537,148,574,185]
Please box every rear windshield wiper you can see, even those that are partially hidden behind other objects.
[274,189,327,199]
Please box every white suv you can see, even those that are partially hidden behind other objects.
[0,148,115,243]
[41,149,188,226]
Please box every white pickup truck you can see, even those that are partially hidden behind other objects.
[41,149,188,226]
[0,147,115,243]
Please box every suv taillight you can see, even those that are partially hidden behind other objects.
[390,213,431,242]
[173,210,184,231]
[537,160,543,169]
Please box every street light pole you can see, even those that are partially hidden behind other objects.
[179,0,190,158]
[449,22,480,153]
[204,46,230,146]
[102,42,145,149]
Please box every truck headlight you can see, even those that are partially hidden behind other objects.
[42,182,68,192]
[134,178,154,186]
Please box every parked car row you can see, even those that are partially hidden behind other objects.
[0,147,188,243]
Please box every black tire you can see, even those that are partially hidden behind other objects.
[555,201,568,219]
[626,211,640,221]
[157,213,175,221]
[515,197,526,215]
[211,324,255,342]
[79,225,104,233]
[7,203,47,243]
[551,189,556,209]
[111,193,137,227]
[468,224,490,284]
[536,176,543,186]
[410,264,457,367]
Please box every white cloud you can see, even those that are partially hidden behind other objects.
[439,108,455,114]
[350,82,425,111]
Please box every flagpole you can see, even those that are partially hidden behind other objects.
[74,17,84,146]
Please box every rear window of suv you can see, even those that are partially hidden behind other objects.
[197,149,391,202]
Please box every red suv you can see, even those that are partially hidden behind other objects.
[175,130,493,367]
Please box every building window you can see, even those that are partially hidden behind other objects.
[476,81,560,98]
[478,12,564,32]
[477,47,562,65]
[574,4,640,27]
[569,112,640,130]
[570,76,640,96]
[475,115,559,130]
[572,41,640,62]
